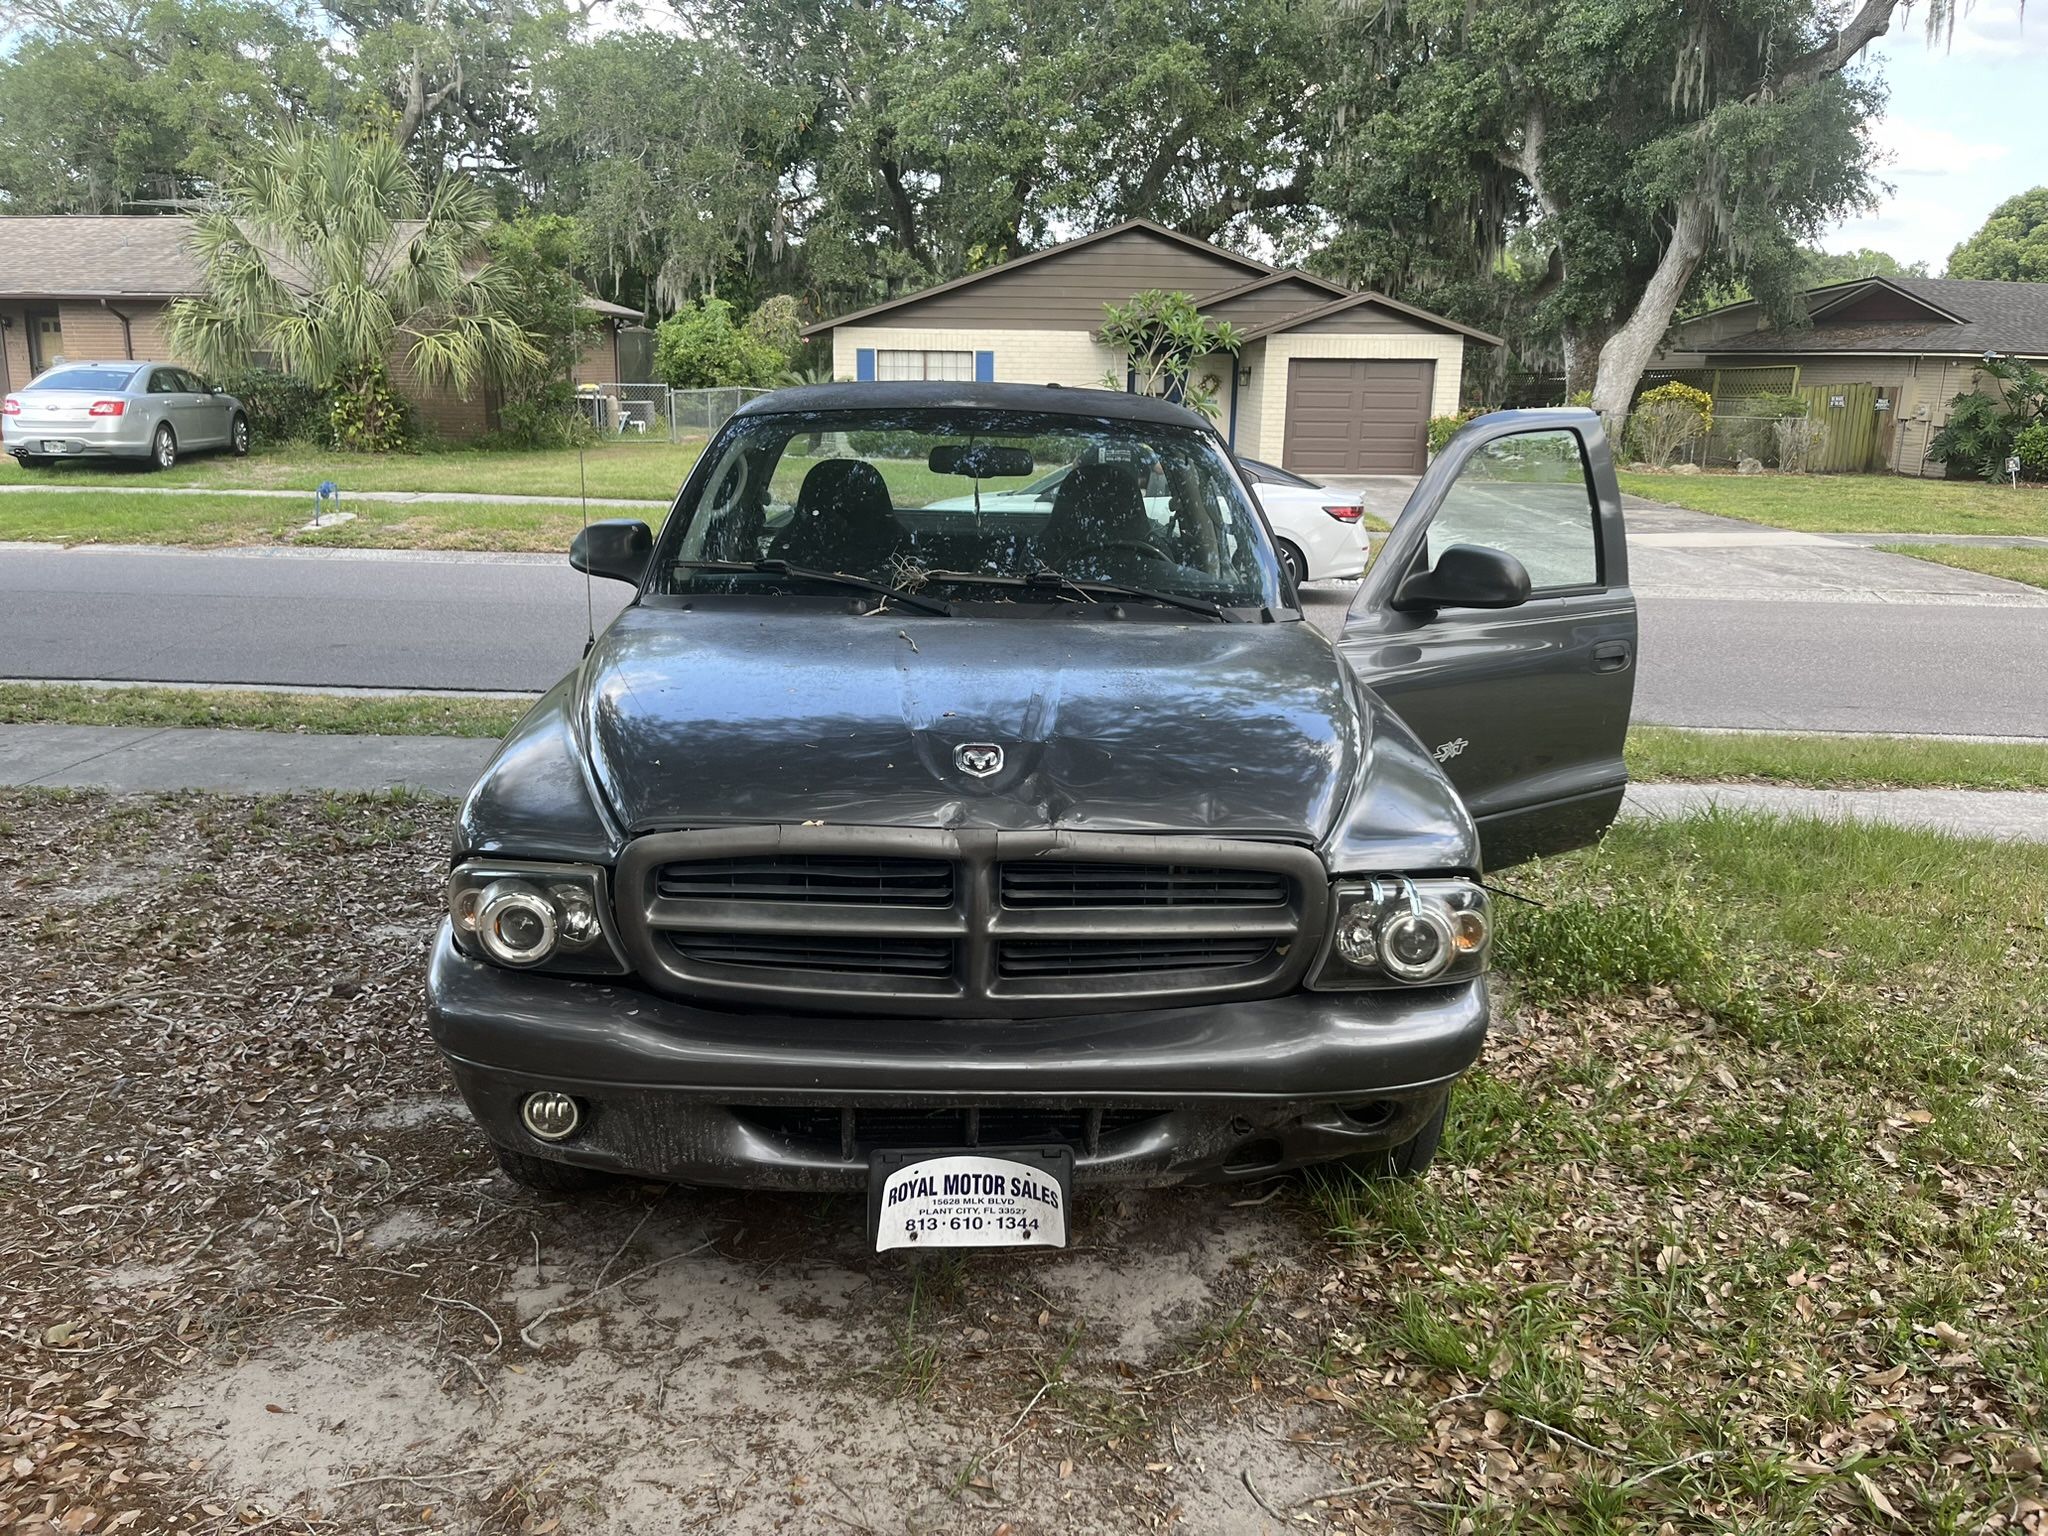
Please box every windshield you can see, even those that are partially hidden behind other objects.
[28,367,139,392]
[650,407,1285,614]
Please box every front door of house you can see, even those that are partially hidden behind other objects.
[27,311,62,375]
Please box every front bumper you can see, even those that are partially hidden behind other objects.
[424,923,1489,1189]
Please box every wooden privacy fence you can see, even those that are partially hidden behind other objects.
[1796,383,1896,472]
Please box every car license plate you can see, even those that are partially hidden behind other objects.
[869,1147,1072,1252]
[41,441,66,453]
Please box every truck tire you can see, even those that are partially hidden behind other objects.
[494,1144,605,1192]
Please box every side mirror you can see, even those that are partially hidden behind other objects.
[1391,543,1532,614]
[570,518,653,585]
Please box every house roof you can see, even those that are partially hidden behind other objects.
[1236,289,1505,347]
[0,214,641,320]
[799,219,1279,338]
[1685,276,2048,358]
[1196,268,1351,306]
[0,216,202,299]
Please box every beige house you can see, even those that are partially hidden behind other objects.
[0,215,637,438]
[1659,276,2048,476]
[803,220,1499,476]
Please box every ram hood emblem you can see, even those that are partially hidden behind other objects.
[954,743,1005,778]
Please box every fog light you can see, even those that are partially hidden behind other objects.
[521,1091,581,1142]
[1379,906,1454,982]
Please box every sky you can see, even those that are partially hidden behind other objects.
[1821,4,2046,272]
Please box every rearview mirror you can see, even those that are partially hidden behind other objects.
[1391,543,1532,614]
[570,519,653,585]
[929,443,1033,479]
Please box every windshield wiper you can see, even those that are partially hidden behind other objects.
[915,568,1234,623]
[670,559,952,616]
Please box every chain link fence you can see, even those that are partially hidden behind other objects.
[575,384,773,443]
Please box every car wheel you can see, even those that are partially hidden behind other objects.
[1276,539,1307,588]
[494,1143,607,1193]
[230,414,251,456]
[1331,1097,1447,1181]
[150,423,177,471]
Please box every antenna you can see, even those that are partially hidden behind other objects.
[578,443,596,658]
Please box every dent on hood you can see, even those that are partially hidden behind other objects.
[454,676,621,863]
[1319,670,1480,876]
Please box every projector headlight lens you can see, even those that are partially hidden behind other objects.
[448,861,625,975]
[1311,877,1489,990]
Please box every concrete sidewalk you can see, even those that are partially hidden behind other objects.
[6,722,2048,843]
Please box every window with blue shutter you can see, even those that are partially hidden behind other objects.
[974,350,995,382]
[855,347,876,382]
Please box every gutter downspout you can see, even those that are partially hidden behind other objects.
[99,299,135,360]
[1227,360,1240,450]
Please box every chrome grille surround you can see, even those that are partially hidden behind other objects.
[614,826,1328,1017]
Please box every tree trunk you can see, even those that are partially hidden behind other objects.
[1589,194,1712,426]
[1559,327,1607,401]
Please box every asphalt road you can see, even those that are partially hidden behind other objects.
[4,541,2044,737]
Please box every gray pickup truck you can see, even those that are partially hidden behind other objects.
[425,383,1635,1252]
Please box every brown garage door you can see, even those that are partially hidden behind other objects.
[1282,358,1435,475]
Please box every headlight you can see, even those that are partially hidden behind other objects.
[448,861,627,975]
[1310,877,1488,989]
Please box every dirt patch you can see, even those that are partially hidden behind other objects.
[0,792,1411,1536]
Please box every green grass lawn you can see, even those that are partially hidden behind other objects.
[0,488,625,551]
[1619,469,2048,536]
[0,440,701,501]
[0,682,530,736]
[1628,725,2048,790]
[1876,541,2048,591]
[1309,811,2048,1533]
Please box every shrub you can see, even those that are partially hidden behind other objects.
[1097,290,1243,420]
[1772,415,1828,473]
[487,389,599,450]
[742,295,804,364]
[1628,381,1715,468]
[1428,410,1479,456]
[1927,355,2048,482]
[328,365,417,453]
[2014,421,2048,478]
[654,297,784,389]
[216,366,330,446]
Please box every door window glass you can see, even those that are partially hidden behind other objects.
[1425,428,1601,590]
[148,369,177,393]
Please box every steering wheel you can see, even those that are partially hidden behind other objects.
[1101,537,1173,563]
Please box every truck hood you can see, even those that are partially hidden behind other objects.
[579,607,1358,841]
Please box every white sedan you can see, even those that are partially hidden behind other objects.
[924,457,1369,586]
[1234,457,1370,586]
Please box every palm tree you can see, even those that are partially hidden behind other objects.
[169,129,538,450]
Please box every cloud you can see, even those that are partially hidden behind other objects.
[1866,118,2011,180]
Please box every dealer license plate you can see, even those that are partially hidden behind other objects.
[869,1147,1072,1252]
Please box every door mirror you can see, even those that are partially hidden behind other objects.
[570,519,653,585]
[1391,543,1532,613]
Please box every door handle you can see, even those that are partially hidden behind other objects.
[1592,641,1632,672]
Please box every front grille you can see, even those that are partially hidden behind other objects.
[657,855,953,906]
[619,827,1325,1017]
[669,932,954,977]
[1001,861,1288,908]
[735,1104,1161,1157]
[996,937,1274,977]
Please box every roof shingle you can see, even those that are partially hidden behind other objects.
[1699,277,2048,357]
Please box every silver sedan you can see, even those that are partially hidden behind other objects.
[3,361,250,470]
